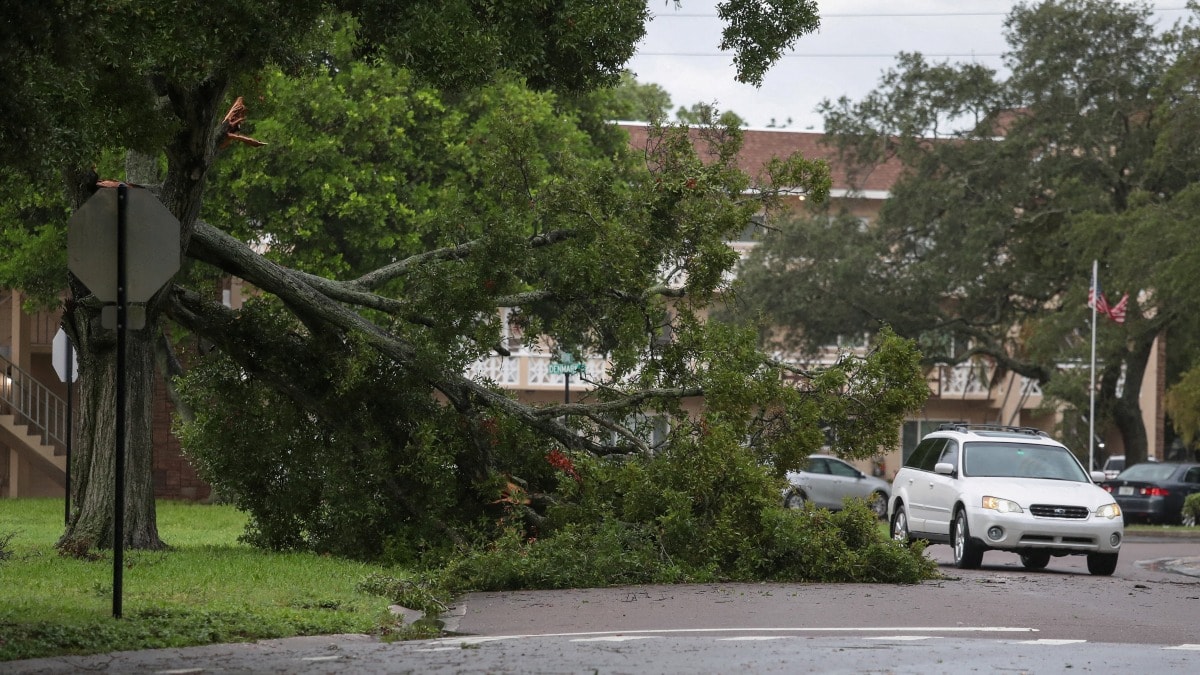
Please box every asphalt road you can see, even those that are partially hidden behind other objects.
[5,533,1200,674]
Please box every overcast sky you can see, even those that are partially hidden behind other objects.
[626,0,1192,131]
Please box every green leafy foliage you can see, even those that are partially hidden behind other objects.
[432,485,938,591]
[1166,366,1200,448]
[175,308,473,561]
[599,70,674,123]
[1183,493,1200,526]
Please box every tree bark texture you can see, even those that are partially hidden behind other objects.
[58,308,164,551]
[1112,329,1157,466]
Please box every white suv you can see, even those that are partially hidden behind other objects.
[889,424,1124,575]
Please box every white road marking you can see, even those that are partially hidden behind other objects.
[864,636,937,641]
[156,670,206,674]
[426,626,1036,646]
[571,636,662,643]
[1013,639,1087,645]
[720,636,794,641]
[1164,644,1200,651]
[432,636,510,646]
[300,655,341,661]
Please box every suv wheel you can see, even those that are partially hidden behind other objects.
[1019,551,1050,570]
[952,509,984,569]
[890,504,910,544]
[1086,552,1118,576]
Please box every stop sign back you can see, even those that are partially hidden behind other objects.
[67,187,181,303]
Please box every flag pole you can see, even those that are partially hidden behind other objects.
[1088,259,1098,473]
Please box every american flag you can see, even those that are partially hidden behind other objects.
[1108,292,1129,324]
[1089,277,1128,324]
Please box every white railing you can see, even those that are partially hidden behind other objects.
[0,353,68,451]
[467,346,1051,410]
[467,350,607,388]
[933,362,992,397]
[467,355,520,386]
[1020,377,1043,397]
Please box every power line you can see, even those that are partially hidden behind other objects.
[651,7,1191,19]
[636,52,1003,59]
[654,12,1007,18]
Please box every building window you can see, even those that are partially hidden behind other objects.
[609,414,671,450]
[732,215,767,242]
[902,420,954,464]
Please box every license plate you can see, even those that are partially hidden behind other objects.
[1118,486,1134,496]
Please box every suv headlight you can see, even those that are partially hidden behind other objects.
[982,496,1023,513]
[1096,503,1122,519]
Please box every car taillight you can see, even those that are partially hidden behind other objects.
[1141,487,1170,497]
[1101,485,1114,493]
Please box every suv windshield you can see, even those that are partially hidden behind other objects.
[962,442,1089,482]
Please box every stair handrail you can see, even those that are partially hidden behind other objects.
[0,353,68,451]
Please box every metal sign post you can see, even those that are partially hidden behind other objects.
[113,185,128,619]
[52,328,79,526]
[67,184,180,620]
[549,353,586,404]
[67,342,72,525]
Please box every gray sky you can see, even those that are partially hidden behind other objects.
[627,0,1191,131]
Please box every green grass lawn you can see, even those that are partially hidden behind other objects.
[0,499,409,662]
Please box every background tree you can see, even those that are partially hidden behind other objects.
[675,102,747,128]
[732,0,1200,465]
[599,70,675,123]
[0,0,869,559]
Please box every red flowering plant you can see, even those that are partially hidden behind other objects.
[546,448,582,483]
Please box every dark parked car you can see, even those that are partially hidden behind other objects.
[1102,462,1200,525]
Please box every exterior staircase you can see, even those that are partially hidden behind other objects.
[1,353,68,486]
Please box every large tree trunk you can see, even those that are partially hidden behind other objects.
[58,305,165,551]
[1111,329,1157,467]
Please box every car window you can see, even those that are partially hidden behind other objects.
[1104,457,1124,471]
[906,438,946,471]
[1117,463,1176,482]
[962,442,1089,481]
[1182,466,1200,484]
[826,459,859,478]
[936,440,959,471]
[807,458,830,474]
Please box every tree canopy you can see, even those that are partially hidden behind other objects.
[732,0,1200,464]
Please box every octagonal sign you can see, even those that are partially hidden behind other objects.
[67,187,181,303]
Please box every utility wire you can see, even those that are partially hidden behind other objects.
[653,7,1190,19]
[637,52,1003,58]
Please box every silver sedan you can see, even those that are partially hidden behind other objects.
[783,454,891,518]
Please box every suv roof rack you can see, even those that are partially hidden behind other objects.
[936,423,1049,438]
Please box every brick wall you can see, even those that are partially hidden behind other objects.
[151,373,211,501]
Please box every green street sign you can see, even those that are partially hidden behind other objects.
[549,361,586,375]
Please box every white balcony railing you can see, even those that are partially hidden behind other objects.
[467,350,607,389]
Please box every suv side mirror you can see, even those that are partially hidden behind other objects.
[934,462,956,476]
[1090,470,1107,483]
